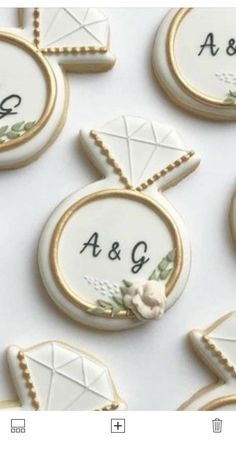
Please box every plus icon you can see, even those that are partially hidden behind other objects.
[111,419,126,433]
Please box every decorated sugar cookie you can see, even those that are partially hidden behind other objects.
[0,8,115,169]
[179,312,236,411]
[153,8,236,120]
[0,341,126,411]
[39,116,200,331]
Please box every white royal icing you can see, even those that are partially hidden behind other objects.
[180,312,236,411]
[39,8,109,49]
[38,115,200,331]
[153,8,236,120]
[93,115,190,190]
[0,341,126,411]
[230,191,236,245]
[123,280,166,321]
[0,8,115,169]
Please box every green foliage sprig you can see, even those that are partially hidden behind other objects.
[89,250,175,317]
[0,121,36,143]
[148,249,175,281]
[224,90,236,105]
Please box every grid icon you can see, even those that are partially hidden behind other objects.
[11,419,26,433]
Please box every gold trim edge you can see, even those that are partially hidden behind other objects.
[33,7,108,55]
[90,130,195,192]
[49,189,183,319]
[166,8,236,109]
[0,31,56,153]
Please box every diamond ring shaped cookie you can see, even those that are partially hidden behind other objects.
[0,7,115,169]
[153,8,236,120]
[38,115,200,331]
[180,312,236,411]
[0,341,126,411]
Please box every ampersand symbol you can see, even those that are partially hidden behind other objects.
[226,38,236,56]
[108,242,121,260]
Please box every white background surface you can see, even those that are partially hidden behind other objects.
[1,6,236,411]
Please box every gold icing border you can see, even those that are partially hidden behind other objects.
[0,32,56,153]
[201,395,236,411]
[17,351,40,411]
[90,130,195,192]
[166,8,236,108]
[90,130,132,189]
[179,312,236,411]
[33,7,40,48]
[49,189,183,319]
[202,335,236,378]
[33,7,108,55]
[96,402,119,411]
[12,341,123,411]
[0,400,20,409]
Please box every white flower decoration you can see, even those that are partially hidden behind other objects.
[123,280,166,321]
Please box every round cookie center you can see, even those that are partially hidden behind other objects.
[171,8,236,104]
[0,33,56,151]
[50,190,182,317]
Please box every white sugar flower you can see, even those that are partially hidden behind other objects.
[123,280,166,321]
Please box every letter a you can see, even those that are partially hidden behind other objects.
[80,232,102,257]
[198,33,219,56]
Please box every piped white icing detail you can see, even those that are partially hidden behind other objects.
[40,8,109,49]
[0,7,115,169]
[3,341,126,411]
[38,115,200,330]
[95,115,188,189]
[123,280,166,321]
[180,312,236,411]
[215,73,236,85]
[84,275,120,298]
[153,8,236,120]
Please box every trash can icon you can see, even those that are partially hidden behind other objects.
[212,418,222,433]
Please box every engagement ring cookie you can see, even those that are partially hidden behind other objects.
[39,115,200,331]
[0,341,126,411]
[0,7,115,169]
[180,312,236,411]
[153,8,236,120]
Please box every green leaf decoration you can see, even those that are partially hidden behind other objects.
[158,258,168,271]
[89,248,176,317]
[148,269,158,281]
[120,286,128,296]
[24,121,36,131]
[159,268,173,280]
[0,120,36,143]
[88,307,105,315]
[113,297,123,306]
[89,297,127,317]
[6,131,21,139]
[0,125,8,137]
[122,280,132,288]
[148,249,175,281]
[167,249,175,262]
[224,96,235,104]
[11,121,24,132]
[97,300,112,309]
[111,303,124,316]
[224,91,236,104]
